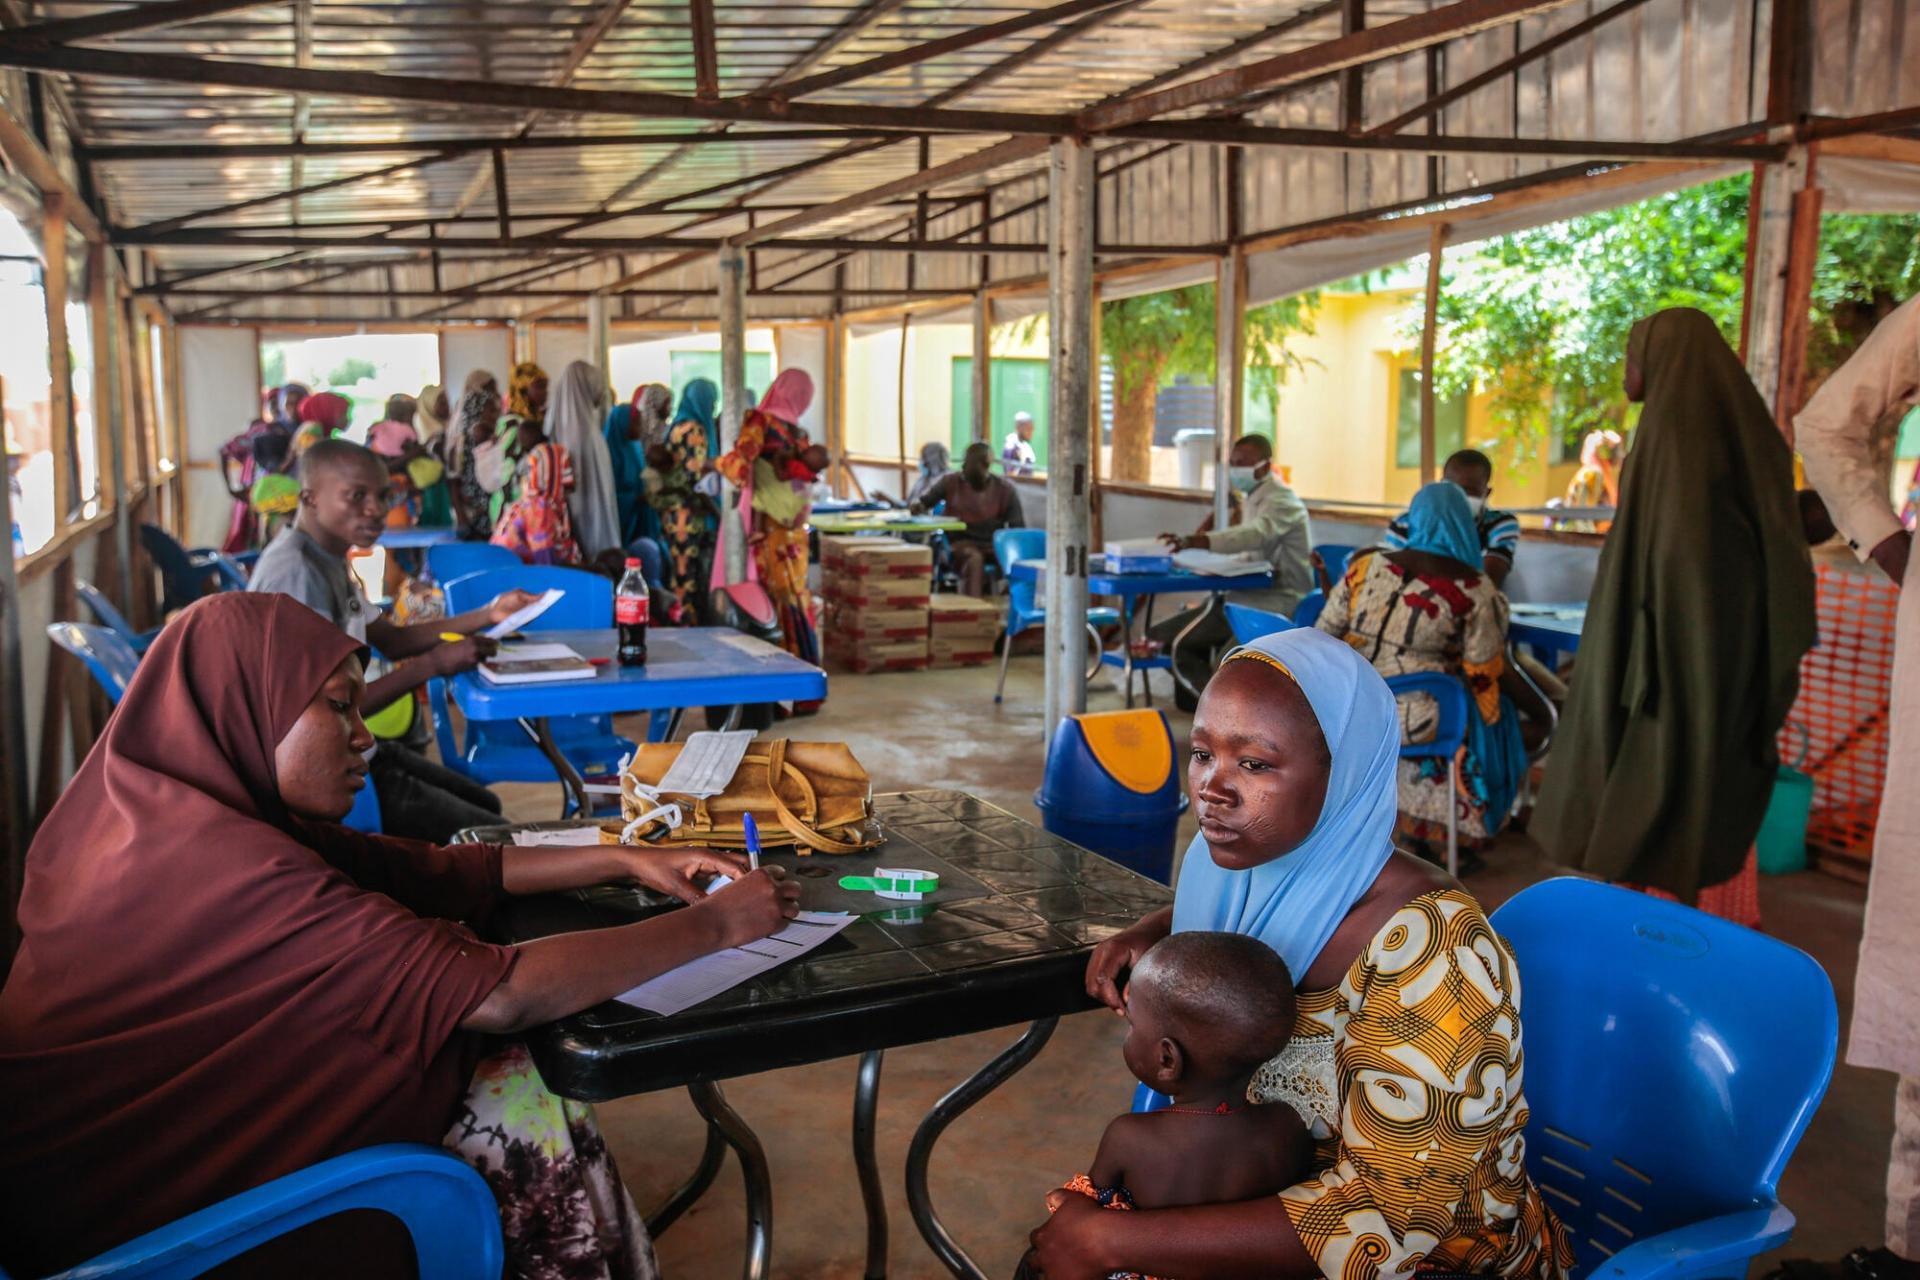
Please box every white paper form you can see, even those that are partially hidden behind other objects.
[484,588,565,638]
[511,827,606,847]
[493,642,585,662]
[1172,548,1267,576]
[614,911,855,1015]
[654,729,755,799]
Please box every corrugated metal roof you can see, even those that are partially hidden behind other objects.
[6,0,1913,320]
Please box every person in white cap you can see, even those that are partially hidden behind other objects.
[1001,410,1037,477]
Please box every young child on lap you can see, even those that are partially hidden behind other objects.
[1018,931,1311,1280]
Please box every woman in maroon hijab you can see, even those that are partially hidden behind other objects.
[0,592,799,1278]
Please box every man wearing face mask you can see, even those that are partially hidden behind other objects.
[1382,449,1520,586]
[913,441,1025,596]
[1152,434,1313,708]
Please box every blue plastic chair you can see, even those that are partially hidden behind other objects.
[992,528,1121,705]
[1383,672,1469,876]
[0,1143,502,1280]
[76,579,163,653]
[1291,588,1326,628]
[433,566,634,806]
[426,541,520,587]
[1223,602,1294,644]
[1313,542,1357,592]
[1491,878,1837,1280]
[140,524,247,614]
[47,622,141,705]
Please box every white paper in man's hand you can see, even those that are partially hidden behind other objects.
[484,588,566,639]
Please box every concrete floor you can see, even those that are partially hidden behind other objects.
[489,655,1893,1280]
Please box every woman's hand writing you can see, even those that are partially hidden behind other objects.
[621,847,750,904]
[697,866,801,948]
[1084,907,1172,1012]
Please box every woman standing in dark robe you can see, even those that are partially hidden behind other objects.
[1533,307,1817,919]
[0,592,799,1278]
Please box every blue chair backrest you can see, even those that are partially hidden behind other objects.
[442,566,613,629]
[47,622,141,704]
[75,579,141,644]
[1381,672,1469,759]
[428,542,520,586]
[1224,602,1293,644]
[342,776,382,833]
[1291,589,1326,627]
[1491,879,1837,1275]
[995,527,1047,627]
[1314,543,1357,585]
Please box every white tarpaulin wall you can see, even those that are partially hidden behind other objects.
[773,324,829,438]
[441,327,511,403]
[1821,157,1920,215]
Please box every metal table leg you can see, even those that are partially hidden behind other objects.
[1138,594,1158,708]
[854,1050,888,1280]
[906,1018,1058,1280]
[645,1113,727,1239]
[518,715,590,819]
[1120,598,1136,709]
[689,1079,773,1280]
[1168,590,1221,703]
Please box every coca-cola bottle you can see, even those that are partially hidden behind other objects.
[616,557,649,667]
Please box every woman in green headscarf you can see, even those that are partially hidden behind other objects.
[1533,307,1816,916]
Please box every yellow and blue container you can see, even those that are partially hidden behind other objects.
[1035,708,1188,883]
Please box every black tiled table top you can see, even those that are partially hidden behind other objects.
[479,790,1174,1102]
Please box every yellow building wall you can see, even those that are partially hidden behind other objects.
[843,315,1049,460]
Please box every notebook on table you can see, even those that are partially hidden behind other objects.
[478,642,596,684]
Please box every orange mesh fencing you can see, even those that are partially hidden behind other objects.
[1782,562,1899,879]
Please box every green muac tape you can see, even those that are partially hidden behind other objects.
[837,868,941,900]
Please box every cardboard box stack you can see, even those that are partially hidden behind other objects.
[927,593,1003,668]
[821,536,933,673]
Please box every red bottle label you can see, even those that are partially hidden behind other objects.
[617,595,648,625]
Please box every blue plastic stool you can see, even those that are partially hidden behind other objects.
[1491,878,1837,1280]
[47,622,141,705]
[1,1144,502,1280]
[1035,708,1188,883]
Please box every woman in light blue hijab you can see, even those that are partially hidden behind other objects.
[1042,624,1570,1280]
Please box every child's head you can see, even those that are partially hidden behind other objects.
[1121,932,1295,1097]
[296,438,389,550]
[644,442,674,473]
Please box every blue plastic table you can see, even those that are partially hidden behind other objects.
[377,526,461,549]
[1509,603,1585,664]
[811,498,888,514]
[1010,558,1273,707]
[449,627,827,814]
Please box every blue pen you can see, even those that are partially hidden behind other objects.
[743,813,761,872]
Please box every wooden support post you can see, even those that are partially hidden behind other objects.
[825,314,847,497]
[971,291,991,445]
[1418,222,1447,483]
[1214,245,1247,528]
[1744,145,1811,420]
[0,374,27,962]
[895,314,911,495]
[586,292,611,376]
[1776,179,1825,440]
[1044,135,1095,742]
[717,242,747,452]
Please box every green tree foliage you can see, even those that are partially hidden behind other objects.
[1415,173,1920,465]
[260,345,287,390]
[1097,282,1319,481]
[325,356,378,388]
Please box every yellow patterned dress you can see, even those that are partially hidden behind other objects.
[1251,889,1571,1280]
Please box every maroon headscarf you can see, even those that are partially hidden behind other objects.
[0,593,515,1274]
[298,390,351,433]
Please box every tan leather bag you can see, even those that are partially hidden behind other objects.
[611,738,881,854]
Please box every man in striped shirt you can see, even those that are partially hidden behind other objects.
[1382,448,1521,586]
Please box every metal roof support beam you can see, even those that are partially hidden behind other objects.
[87,128,915,163]
[767,0,1135,102]
[127,150,464,236]
[727,138,1050,248]
[491,149,511,239]
[0,0,272,46]
[763,0,914,89]
[1365,0,1654,136]
[1109,120,1781,161]
[1078,0,1582,132]
[924,0,1156,109]
[689,0,719,99]
[1118,0,1343,100]
[1043,134,1094,742]
[0,43,1080,136]
[152,286,969,300]
[1341,0,1366,133]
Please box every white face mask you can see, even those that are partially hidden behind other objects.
[1228,465,1264,494]
[1463,492,1488,516]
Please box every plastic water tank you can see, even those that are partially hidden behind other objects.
[1035,708,1189,883]
[1172,428,1216,491]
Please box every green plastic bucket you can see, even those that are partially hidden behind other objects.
[1758,722,1815,876]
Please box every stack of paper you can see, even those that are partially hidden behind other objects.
[1173,547,1268,577]
[479,641,595,684]
[615,909,855,1015]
